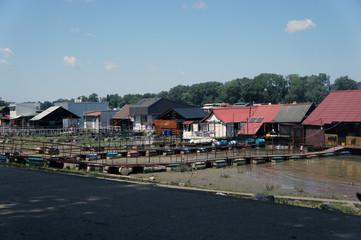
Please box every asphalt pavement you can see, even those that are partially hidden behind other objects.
[0,166,360,240]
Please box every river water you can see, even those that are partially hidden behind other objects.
[245,154,361,198]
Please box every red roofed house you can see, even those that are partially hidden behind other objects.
[197,104,283,140]
[303,90,361,149]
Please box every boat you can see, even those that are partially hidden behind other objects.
[271,156,284,163]
[213,160,226,168]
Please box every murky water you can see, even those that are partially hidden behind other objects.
[244,155,361,198]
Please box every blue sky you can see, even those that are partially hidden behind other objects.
[1,0,361,103]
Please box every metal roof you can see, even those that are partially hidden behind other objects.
[202,105,283,135]
[129,98,191,116]
[273,103,314,123]
[112,104,132,119]
[239,104,283,135]
[170,108,208,120]
[30,106,80,121]
[303,90,361,126]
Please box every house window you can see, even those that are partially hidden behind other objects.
[141,115,147,124]
[256,117,264,123]
[249,117,256,123]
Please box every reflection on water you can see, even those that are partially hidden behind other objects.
[244,155,361,197]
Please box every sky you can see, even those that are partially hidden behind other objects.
[1,0,361,103]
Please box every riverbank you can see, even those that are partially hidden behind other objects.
[130,160,361,202]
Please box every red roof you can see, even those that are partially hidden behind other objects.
[303,90,361,126]
[84,111,101,116]
[203,107,256,123]
[238,105,283,135]
[201,105,283,135]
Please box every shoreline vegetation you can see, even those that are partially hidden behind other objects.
[2,162,361,216]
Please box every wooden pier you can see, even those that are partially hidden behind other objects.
[0,143,348,175]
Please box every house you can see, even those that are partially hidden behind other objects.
[192,104,284,140]
[9,102,41,127]
[111,104,133,133]
[129,98,192,132]
[30,106,80,128]
[272,103,315,146]
[155,108,208,137]
[54,102,109,128]
[303,90,361,149]
[83,110,118,131]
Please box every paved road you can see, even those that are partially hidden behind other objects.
[0,166,360,240]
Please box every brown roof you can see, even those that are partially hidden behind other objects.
[112,104,132,119]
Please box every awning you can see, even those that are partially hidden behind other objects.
[182,121,194,125]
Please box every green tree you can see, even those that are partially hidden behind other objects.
[262,73,288,103]
[40,101,53,110]
[219,79,242,104]
[187,82,223,107]
[88,93,99,102]
[104,94,123,109]
[332,76,359,91]
[168,85,190,104]
[157,91,169,99]
[304,73,330,104]
[285,74,306,103]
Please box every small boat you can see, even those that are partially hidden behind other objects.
[232,158,247,166]
[25,157,45,166]
[213,160,226,168]
[251,157,265,164]
[192,161,206,170]
[271,156,284,163]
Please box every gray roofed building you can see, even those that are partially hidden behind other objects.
[129,98,192,131]
[30,106,80,128]
[158,108,208,121]
[273,103,315,123]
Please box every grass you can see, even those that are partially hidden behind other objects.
[275,198,361,215]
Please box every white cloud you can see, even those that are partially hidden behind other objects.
[70,28,80,32]
[86,33,96,38]
[285,18,316,33]
[104,61,119,71]
[0,59,10,65]
[151,67,159,72]
[64,56,77,67]
[192,1,207,9]
[0,48,15,58]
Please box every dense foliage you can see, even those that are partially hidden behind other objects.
[1,74,358,109]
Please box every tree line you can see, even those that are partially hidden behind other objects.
[100,73,358,109]
[2,73,358,110]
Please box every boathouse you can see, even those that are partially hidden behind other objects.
[155,107,208,137]
[129,98,192,132]
[303,89,361,150]
[111,104,133,134]
[30,106,80,128]
[273,103,315,146]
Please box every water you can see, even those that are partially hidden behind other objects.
[245,154,361,198]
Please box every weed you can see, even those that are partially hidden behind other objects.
[266,183,275,191]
